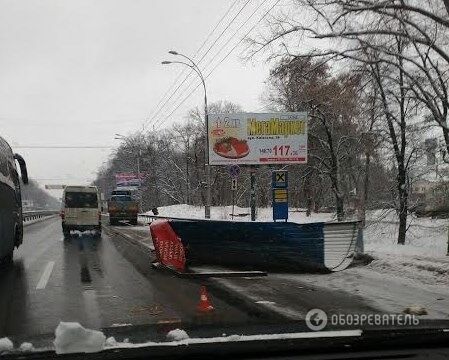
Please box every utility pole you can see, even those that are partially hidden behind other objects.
[137,148,142,212]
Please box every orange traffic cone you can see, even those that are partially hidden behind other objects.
[197,285,214,313]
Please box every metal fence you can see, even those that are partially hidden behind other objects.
[23,210,59,223]
[137,214,175,224]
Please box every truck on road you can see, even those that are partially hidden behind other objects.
[107,192,139,225]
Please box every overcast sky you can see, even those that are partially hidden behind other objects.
[0,0,278,196]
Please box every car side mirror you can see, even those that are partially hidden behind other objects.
[14,153,28,184]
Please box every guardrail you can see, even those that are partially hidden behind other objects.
[138,213,187,223]
[138,213,247,224]
[23,210,59,222]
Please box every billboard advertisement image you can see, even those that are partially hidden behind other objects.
[115,172,145,188]
[208,112,307,165]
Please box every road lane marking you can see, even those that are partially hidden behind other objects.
[157,318,182,325]
[36,261,55,290]
[83,289,102,329]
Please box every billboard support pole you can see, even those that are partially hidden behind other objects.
[250,166,256,221]
[232,189,235,220]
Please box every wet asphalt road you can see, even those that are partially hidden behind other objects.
[0,217,252,338]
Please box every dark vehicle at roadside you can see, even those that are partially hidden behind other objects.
[0,136,28,265]
[108,194,139,225]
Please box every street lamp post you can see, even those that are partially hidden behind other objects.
[162,51,211,219]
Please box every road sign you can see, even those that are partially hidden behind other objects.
[273,189,287,202]
[231,178,237,191]
[272,170,288,221]
[229,164,240,178]
[272,170,288,189]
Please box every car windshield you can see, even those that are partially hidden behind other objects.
[1,0,449,357]
[65,192,98,208]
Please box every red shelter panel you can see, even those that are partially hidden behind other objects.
[149,219,186,272]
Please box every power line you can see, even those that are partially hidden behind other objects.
[154,0,271,124]
[201,0,270,73]
[144,0,241,131]
[145,0,253,130]
[145,0,252,129]
[33,178,94,181]
[14,146,115,149]
[154,0,281,130]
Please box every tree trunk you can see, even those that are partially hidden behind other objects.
[359,153,371,226]
[320,111,345,222]
[336,194,344,221]
[397,167,408,245]
[398,204,407,245]
[305,177,312,216]
[396,39,408,245]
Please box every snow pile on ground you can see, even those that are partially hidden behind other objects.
[0,339,35,353]
[105,337,118,347]
[0,337,13,352]
[54,322,106,354]
[166,329,189,341]
[362,211,449,285]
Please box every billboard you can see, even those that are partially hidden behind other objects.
[115,172,145,188]
[208,112,307,165]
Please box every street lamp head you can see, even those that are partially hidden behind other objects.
[168,50,178,55]
[161,61,172,65]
